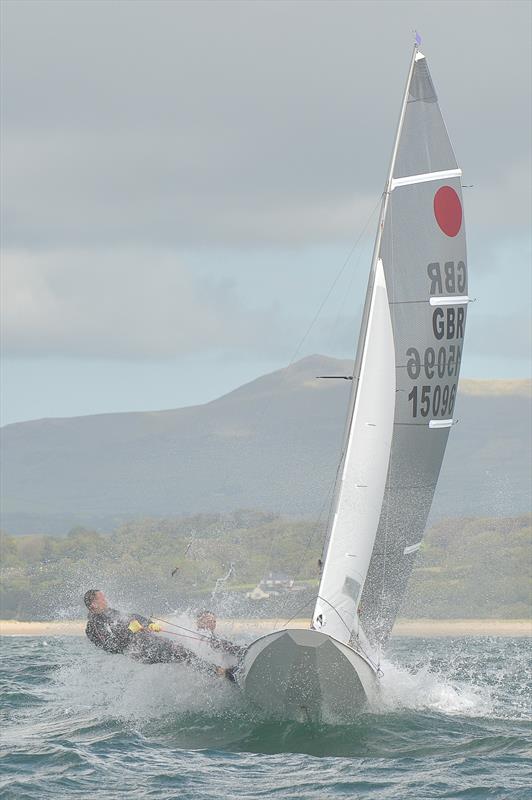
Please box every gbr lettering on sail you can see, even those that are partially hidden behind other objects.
[407,260,466,420]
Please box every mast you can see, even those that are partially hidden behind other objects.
[311,46,419,644]
[334,43,419,478]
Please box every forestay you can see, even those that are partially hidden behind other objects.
[312,47,467,648]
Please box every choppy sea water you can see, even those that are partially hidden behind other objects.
[0,635,530,799]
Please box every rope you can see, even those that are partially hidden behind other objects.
[156,628,213,645]
[149,616,214,644]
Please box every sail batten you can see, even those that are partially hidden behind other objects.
[391,168,462,189]
[313,45,467,650]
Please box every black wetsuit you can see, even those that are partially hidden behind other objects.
[85,608,213,669]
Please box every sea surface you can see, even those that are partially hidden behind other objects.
[0,634,530,799]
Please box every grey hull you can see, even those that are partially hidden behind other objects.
[239,628,379,723]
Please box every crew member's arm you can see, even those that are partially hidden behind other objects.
[127,614,161,633]
[209,634,247,658]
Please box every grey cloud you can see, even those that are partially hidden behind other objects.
[2,0,530,248]
[3,128,379,247]
[1,248,292,359]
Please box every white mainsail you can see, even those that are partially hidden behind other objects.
[312,46,467,648]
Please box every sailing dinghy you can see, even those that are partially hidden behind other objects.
[239,42,468,721]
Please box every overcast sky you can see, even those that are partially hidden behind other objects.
[1,0,531,425]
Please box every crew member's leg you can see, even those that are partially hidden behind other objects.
[127,633,214,671]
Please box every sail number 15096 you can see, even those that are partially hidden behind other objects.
[408,383,456,418]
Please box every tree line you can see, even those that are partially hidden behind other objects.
[1,511,530,621]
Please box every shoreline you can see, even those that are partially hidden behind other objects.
[1,618,530,638]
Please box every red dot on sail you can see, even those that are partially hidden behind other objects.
[433,186,462,237]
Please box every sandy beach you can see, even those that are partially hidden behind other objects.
[1,618,530,638]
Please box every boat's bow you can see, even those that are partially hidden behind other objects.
[239,627,379,723]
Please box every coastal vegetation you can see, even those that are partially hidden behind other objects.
[1,512,530,621]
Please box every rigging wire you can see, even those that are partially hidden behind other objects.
[287,196,382,367]
[273,595,317,628]
[324,199,382,350]
[258,195,383,591]
[313,594,353,637]
[271,473,338,631]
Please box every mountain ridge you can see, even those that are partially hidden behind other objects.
[2,355,530,429]
[1,356,530,534]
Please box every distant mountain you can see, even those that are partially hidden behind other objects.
[1,356,530,534]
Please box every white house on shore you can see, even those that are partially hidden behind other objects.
[245,571,295,600]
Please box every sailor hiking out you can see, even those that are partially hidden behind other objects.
[84,590,232,678]
[196,610,247,659]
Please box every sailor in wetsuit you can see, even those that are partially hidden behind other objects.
[196,610,247,660]
[84,590,229,676]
